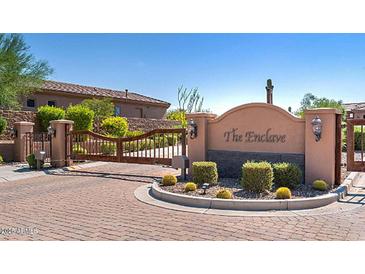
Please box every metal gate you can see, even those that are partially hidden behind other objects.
[346,111,365,171]
[25,132,52,162]
[66,128,186,166]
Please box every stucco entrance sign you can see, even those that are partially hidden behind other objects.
[207,103,305,154]
[186,102,342,186]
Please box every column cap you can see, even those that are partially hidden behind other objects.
[50,119,74,124]
[304,108,341,115]
[186,112,217,119]
[14,121,35,126]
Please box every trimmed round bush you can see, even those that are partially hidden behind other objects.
[275,187,292,199]
[100,143,117,155]
[241,161,273,193]
[216,189,233,199]
[312,180,327,191]
[184,182,197,192]
[0,155,4,164]
[0,116,7,135]
[72,144,87,154]
[101,117,128,137]
[37,105,65,131]
[273,162,302,189]
[66,104,95,131]
[192,161,218,186]
[162,174,177,186]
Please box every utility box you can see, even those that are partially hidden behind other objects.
[35,151,46,170]
[172,155,189,180]
[172,155,189,169]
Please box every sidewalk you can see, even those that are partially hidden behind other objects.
[0,161,107,183]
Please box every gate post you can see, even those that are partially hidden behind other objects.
[185,113,217,175]
[49,120,74,168]
[304,109,341,188]
[14,121,34,162]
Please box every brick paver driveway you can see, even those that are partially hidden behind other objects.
[1,162,365,240]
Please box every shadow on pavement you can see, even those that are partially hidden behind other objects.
[50,170,160,184]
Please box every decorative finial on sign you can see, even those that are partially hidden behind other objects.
[266,79,274,104]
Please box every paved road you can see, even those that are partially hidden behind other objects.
[1,163,365,240]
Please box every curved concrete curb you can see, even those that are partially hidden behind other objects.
[151,182,339,211]
[134,184,362,217]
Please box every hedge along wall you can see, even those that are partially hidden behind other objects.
[0,109,181,140]
[94,117,180,133]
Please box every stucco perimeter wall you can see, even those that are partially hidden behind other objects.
[207,103,305,154]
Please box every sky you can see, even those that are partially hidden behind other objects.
[23,34,365,115]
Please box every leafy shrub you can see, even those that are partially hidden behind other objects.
[66,104,94,131]
[101,116,128,137]
[166,109,187,128]
[37,105,65,131]
[26,154,37,169]
[184,182,197,192]
[125,130,144,137]
[272,162,302,189]
[123,139,155,152]
[241,161,273,193]
[216,189,233,199]
[0,116,7,135]
[192,161,218,186]
[72,144,87,154]
[100,143,117,155]
[275,187,292,199]
[312,180,327,191]
[0,155,4,164]
[343,127,365,151]
[162,174,177,186]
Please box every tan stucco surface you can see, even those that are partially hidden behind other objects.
[207,103,305,154]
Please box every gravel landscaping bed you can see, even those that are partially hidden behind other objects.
[160,178,330,200]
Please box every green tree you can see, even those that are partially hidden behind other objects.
[0,34,53,109]
[81,98,114,129]
[295,93,345,118]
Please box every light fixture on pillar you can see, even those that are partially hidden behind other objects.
[10,127,17,138]
[47,125,56,137]
[187,119,198,139]
[311,115,322,142]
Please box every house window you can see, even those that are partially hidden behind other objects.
[26,99,35,108]
[48,101,56,107]
[114,106,121,116]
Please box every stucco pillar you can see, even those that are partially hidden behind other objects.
[304,108,340,188]
[185,113,217,174]
[14,121,34,162]
[50,120,74,168]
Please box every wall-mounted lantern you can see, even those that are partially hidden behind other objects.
[311,115,322,142]
[10,127,17,138]
[187,119,198,139]
[47,125,56,137]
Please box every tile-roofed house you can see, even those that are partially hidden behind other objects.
[343,102,365,119]
[23,80,170,119]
